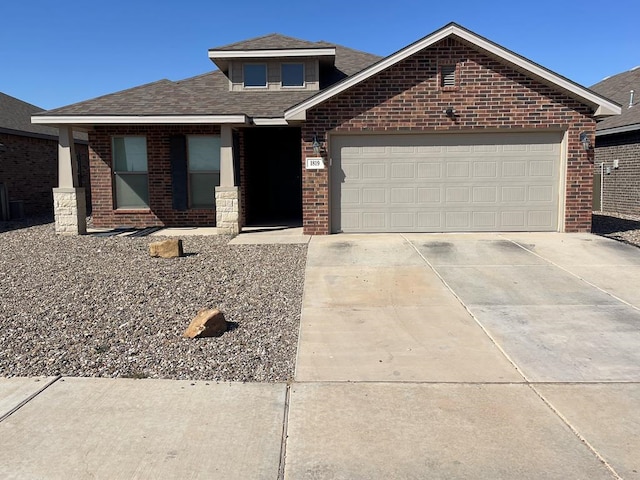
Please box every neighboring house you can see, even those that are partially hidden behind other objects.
[591,67,640,215]
[0,92,90,218]
[32,23,619,235]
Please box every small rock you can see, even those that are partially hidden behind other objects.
[149,239,183,258]
[183,309,228,338]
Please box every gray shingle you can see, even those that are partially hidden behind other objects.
[37,36,382,119]
[0,92,88,140]
[591,67,640,132]
[0,92,58,136]
[210,33,325,51]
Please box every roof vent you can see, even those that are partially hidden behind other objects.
[441,65,456,87]
[630,90,635,108]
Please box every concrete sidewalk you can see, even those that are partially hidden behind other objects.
[1,233,639,479]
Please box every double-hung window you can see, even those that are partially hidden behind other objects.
[244,64,267,88]
[281,63,304,87]
[187,136,220,208]
[113,136,149,209]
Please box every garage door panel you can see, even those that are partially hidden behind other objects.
[417,188,441,204]
[361,163,385,179]
[331,132,562,233]
[417,163,442,178]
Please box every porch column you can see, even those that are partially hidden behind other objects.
[53,125,86,235]
[215,125,241,235]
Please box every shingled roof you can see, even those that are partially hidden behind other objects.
[591,67,640,134]
[36,35,381,120]
[210,33,324,51]
[0,92,59,137]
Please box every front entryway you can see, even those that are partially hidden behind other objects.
[244,127,302,225]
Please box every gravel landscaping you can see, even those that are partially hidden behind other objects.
[2,212,638,383]
[0,217,307,382]
[592,211,640,248]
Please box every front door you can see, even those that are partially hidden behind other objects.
[244,127,302,225]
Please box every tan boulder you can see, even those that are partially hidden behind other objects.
[149,239,183,258]
[183,309,228,338]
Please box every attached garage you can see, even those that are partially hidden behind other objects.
[331,132,564,233]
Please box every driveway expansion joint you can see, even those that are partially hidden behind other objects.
[0,375,61,423]
[400,234,531,383]
[528,383,624,480]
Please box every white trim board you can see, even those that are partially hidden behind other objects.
[596,123,640,136]
[284,23,621,121]
[31,115,249,125]
[208,48,335,59]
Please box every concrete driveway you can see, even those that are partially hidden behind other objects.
[1,232,639,479]
[289,233,640,479]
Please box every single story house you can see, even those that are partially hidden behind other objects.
[590,67,640,215]
[32,23,620,235]
[1,92,89,219]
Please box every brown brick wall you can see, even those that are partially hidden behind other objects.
[0,131,90,216]
[89,125,220,228]
[595,130,640,216]
[301,38,596,234]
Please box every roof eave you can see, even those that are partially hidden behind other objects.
[285,23,621,121]
[596,123,640,137]
[31,114,249,126]
[209,47,336,72]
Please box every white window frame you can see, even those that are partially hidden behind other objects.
[112,135,149,209]
[281,62,305,88]
[243,63,268,89]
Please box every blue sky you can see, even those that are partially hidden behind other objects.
[2,0,638,110]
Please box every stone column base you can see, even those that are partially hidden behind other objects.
[53,187,87,235]
[215,186,241,236]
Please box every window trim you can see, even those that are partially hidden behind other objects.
[186,135,221,209]
[111,135,149,210]
[281,62,305,88]
[243,63,268,89]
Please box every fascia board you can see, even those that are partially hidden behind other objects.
[252,118,289,125]
[31,115,249,125]
[595,123,640,136]
[208,48,335,59]
[285,24,620,120]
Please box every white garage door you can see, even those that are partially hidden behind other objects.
[331,132,563,233]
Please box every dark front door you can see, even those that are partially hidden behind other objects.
[244,127,302,225]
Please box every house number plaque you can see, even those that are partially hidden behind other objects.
[305,157,325,170]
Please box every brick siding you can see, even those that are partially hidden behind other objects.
[0,131,90,216]
[89,125,220,228]
[594,130,640,216]
[301,38,596,234]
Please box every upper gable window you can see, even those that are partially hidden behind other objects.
[281,63,304,87]
[244,64,267,88]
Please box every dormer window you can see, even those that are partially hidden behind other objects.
[243,64,267,88]
[282,63,304,87]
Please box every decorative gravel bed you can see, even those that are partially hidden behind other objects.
[592,211,640,248]
[0,218,307,382]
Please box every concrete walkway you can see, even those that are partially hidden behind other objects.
[1,233,639,479]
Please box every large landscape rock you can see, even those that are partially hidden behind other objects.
[149,239,183,258]
[183,309,228,338]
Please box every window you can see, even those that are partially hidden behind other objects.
[281,63,304,87]
[113,136,148,208]
[244,64,267,88]
[188,136,220,208]
[441,64,457,88]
